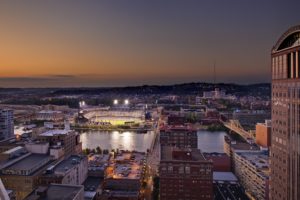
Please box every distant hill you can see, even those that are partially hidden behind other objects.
[0,82,271,97]
[0,82,270,97]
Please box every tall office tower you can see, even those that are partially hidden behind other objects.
[0,110,14,140]
[271,25,300,200]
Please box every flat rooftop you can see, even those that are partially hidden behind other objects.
[4,154,51,175]
[83,176,103,191]
[107,152,146,180]
[161,146,206,162]
[225,136,260,151]
[26,184,83,200]
[236,151,269,170]
[54,155,85,174]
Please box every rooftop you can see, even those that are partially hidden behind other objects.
[25,184,83,200]
[4,154,51,175]
[107,152,146,180]
[236,151,269,170]
[161,146,207,162]
[83,176,103,191]
[2,146,25,154]
[54,155,85,174]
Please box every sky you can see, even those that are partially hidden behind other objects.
[0,0,299,87]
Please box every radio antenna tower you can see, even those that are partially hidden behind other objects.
[213,61,216,86]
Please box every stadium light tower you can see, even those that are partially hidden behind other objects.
[113,99,118,105]
[124,99,129,105]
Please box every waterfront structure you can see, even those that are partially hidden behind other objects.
[160,125,198,148]
[271,25,300,200]
[37,129,82,157]
[82,107,145,126]
[159,146,213,200]
[0,109,14,140]
[234,151,269,200]
[255,120,271,148]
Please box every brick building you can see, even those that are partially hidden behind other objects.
[159,146,213,200]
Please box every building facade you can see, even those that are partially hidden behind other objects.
[255,120,272,148]
[160,125,198,148]
[159,146,213,200]
[234,151,269,200]
[271,25,300,200]
[0,109,14,140]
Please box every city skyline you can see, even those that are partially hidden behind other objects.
[0,1,300,87]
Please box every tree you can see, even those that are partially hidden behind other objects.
[83,148,91,155]
[96,146,102,154]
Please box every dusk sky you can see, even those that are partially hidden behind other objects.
[0,1,299,87]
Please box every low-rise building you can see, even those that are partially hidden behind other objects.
[255,120,271,148]
[37,129,82,158]
[25,184,84,200]
[102,151,146,200]
[0,153,54,200]
[224,135,260,170]
[234,151,269,200]
[40,155,88,186]
[88,154,110,178]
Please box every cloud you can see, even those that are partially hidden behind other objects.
[0,74,76,82]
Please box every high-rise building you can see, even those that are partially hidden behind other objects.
[160,125,198,148]
[159,146,213,200]
[271,25,300,200]
[0,109,14,140]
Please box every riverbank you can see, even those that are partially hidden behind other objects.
[73,125,152,132]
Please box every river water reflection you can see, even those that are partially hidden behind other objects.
[80,130,226,153]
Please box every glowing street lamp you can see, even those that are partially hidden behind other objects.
[113,99,118,105]
[124,99,129,105]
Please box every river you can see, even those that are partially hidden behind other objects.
[80,130,226,153]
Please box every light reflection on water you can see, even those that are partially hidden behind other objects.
[80,130,155,152]
[80,130,226,153]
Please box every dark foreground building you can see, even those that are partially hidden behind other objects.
[159,146,213,200]
[271,25,300,200]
